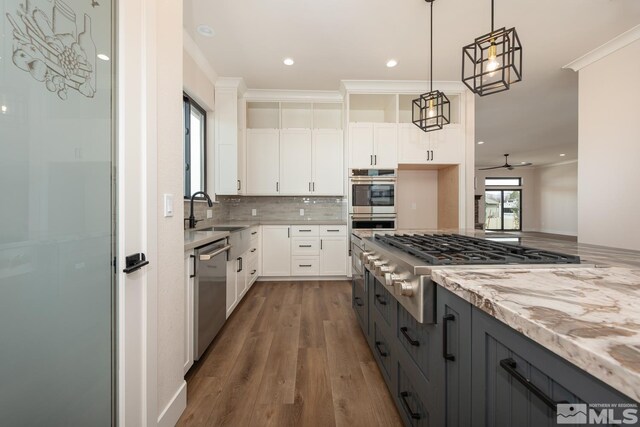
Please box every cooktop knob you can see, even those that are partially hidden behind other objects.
[360,251,373,262]
[371,260,386,270]
[384,272,400,287]
[377,264,392,276]
[366,255,380,268]
[393,280,416,297]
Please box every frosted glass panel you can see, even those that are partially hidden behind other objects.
[0,0,114,425]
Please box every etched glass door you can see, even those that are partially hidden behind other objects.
[1,0,114,424]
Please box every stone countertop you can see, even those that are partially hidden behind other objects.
[431,266,640,402]
[184,229,230,251]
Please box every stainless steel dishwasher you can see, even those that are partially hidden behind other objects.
[194,238,231,360]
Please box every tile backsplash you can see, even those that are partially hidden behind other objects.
[184,196,347,226]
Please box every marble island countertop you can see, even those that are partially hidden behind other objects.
[431,266,640,402]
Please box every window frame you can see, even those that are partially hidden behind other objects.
[484,188,523,232]
[183,93,207,199]
[484,177,522,187]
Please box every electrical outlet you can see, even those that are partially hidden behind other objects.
[206,209,213,219]
[252,208,257,216]
[299,209,304,216]
[411,202,417,210]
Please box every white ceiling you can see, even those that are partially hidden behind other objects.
[184,0,640,167]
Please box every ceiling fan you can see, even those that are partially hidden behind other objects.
[478,154,532,171]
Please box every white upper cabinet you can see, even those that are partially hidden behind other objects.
[373,123,398,168]
[399,123,429,163]
[430,127,465,164]
[312,129,344,195]
[215,81,244,195]
[349,123,375,168]
[246,129,280,195]
[280,129,313,195]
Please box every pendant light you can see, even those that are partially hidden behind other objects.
[412,0,450,133]
[461,0,522,96]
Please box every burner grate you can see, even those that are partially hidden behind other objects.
[374,234,581,265]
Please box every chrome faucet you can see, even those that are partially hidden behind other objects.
[186,191,213,229]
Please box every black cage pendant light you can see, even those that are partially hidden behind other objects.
[461,0,522,96]
[412,0,450,133]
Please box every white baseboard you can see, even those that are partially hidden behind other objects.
[157,380,187,427]
[257,276,350,282]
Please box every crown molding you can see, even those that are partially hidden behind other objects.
[215,77,247,94]
[563,24,640,72]
[183,28,218,84]
[243,89,343,103]
[340,80,469,95]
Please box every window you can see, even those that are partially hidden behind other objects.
[184,94,206,199]
[485,177,521,187]
[485,189,522,231]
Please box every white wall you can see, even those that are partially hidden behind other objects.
[156,2,186,426]
[535,162,578,236]
[577,38,640,250]
[397,170,438,229]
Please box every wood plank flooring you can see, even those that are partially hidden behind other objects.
[177,281,402,427]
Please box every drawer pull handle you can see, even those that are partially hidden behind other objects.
[399,391,421,420]
[251,270,257,275]
[299,264,312,268]
[299,245,312,248]
[251,248,257,253]
[251,231,257,235]
[354,297,364,307]
[443,314,455,361]
[500,358,565,411]
[400,327,420,347]
[299,229,312,232]
[375,294,387,305]
[327,229,340,232]
[374,341,388,357]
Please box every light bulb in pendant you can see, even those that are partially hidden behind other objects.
[427,99,436,118]
[485,41,500,77]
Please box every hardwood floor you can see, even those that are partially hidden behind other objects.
[177,281,402,427]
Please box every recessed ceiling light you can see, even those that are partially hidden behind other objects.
[386,59,398,68]
[560,153,566,157]
[1,105,7,114]
[521,161,527,164]
[283,58,295,66]
[197,25,215,37]
[477,141,485,145]
[97,54,110,61]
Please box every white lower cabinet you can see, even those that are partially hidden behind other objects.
[226,226,261,318]
[261,224,348,278]
[184,250,195,374]
[261,225,292,276]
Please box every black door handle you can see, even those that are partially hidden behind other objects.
[237,257,243,273]
[375,341,388,357]
[354,297,364,307]
[123,253,149,274]
[400,327,420,347]
[399,391,421,420]
[443,314,455,361]
[190,254,196,278]
[500,358,566,410]
[375,294,387,305]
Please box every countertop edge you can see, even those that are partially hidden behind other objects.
[184,230,230,251]
[431,268,640,403]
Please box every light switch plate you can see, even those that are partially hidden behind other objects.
[252,208,257,216]
[163,194,174,217]
[206,209,213,219]
[299,209,304,216]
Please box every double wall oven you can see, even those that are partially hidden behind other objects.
[350,169,396,230]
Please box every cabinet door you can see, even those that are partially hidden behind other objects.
[215,87,239,195]
[349,123,374,168]
[246,129,280,195]
[226,260,238,318]
[430,127,464,164]
[312,129,344,195]
[471,307,635,427]
[319,237,347,275]
[437,287,472,427]
[398,124,429,164]
[237,256,248,298]
[237,128,247,194]
[184,251,195,374]
[373,123,398,169]
[261,226,291,276]
[280,129,313,195]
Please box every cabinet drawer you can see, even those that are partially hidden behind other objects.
[320,225,347,236]
[352,277,368,338]
[291,257,319,276]
[291,225,319,236]
[291,237,320,255]
[397,364,430,427]
[373,277,395,328]
[247,257,258,284]
[397,304,435,383]
[373,320,394,384]
[247,244,259,261]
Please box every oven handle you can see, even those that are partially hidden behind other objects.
[199,244,231,261]
[349,178,397,183]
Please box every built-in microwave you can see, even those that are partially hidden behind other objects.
[349,169,396,215]
[350,214,397,230]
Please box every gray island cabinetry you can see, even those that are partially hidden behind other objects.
[354,272,639,427]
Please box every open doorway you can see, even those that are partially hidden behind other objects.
[485,189,522,231]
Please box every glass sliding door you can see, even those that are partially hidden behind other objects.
[484,189,522,231]
[1,0,114,425]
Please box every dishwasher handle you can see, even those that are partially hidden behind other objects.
[199,244,231,261]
